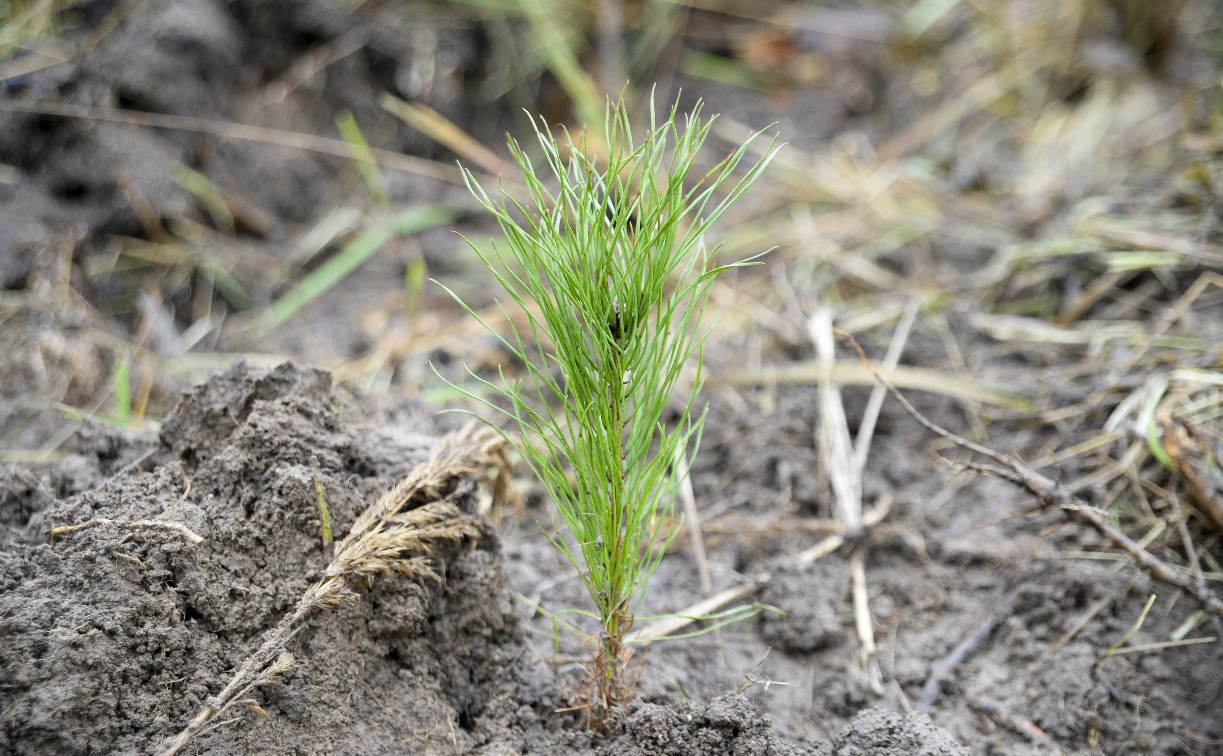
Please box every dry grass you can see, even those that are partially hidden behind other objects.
[694,0,1223,626]
[50,517,203,544]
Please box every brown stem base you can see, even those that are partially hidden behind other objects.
[588,625,642,734]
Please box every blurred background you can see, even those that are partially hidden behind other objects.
[2,1,1218,418]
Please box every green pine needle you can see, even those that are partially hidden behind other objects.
[442,95,776,717]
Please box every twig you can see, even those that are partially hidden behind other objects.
[736,648,773,694]
[916,591,1015,709]
[969,697,1056,747]
[51,518,203,545]
[959,458,1223,618]
[839,333,1223,620]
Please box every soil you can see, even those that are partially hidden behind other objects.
[0,360,956,755]
[2,1,1222,754]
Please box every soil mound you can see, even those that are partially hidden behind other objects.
[0,362,526,753]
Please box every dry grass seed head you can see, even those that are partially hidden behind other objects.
[326,425,507,585]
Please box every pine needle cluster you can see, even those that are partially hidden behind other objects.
[445,97,776,723]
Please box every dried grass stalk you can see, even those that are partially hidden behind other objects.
[162,424,510,755]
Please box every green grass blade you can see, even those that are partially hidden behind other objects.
[257,204,458,336]
[335,109,389,205]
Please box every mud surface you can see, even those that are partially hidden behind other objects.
[0,361,892,754]
[504,384,1223,754]
[5,363,1217,753]
[0,0,481,256]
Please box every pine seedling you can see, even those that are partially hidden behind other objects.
[443,97,776,726]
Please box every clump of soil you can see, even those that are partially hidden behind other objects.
[6,361,937,754]
[0,361,529,754]
[829,709,968,756]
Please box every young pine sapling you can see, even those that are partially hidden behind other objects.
[443,98,776,727]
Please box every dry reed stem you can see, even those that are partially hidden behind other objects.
[723,361,1024,410]
[162,424,509,755]
[627,579,767,645]
[0,100,468,183]
[667,512,901,550]
[812,308,862,528]
[674,447,712,596]
[812,306,914,696]
[854,300,918,476]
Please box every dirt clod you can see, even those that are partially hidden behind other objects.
[0,362,530,754]
[831,709,968,756]
[607,693,806,755]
